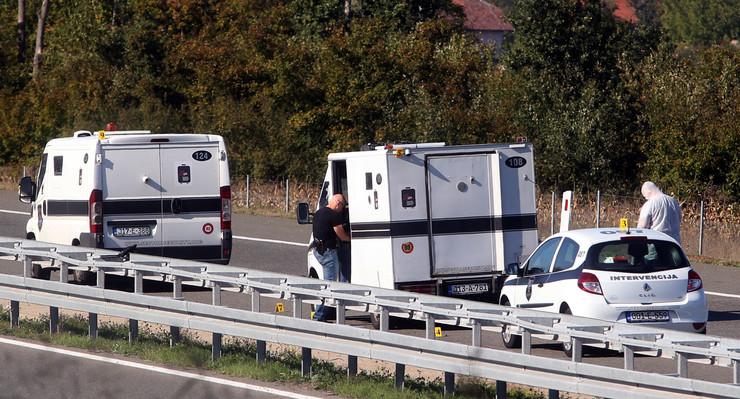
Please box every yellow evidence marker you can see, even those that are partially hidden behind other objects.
[619,218,629,232]
[275,302,285,313]
[435,326,443,337]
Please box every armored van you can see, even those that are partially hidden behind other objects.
[298,142,538,302]
[18,129,232,270]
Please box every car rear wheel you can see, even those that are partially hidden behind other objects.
[500,298,521,349]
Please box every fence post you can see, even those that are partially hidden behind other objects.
[285,178,290,213]
[245,175,250,209]
[550,191,555,236]
[699,200,704,256]
[595,190,601,228]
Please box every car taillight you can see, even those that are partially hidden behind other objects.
[220,186,231,231]
[687,270,703,292]
[89,189,103,234]
[578,272,603,295]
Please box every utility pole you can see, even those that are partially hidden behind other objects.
[17,0,26,63]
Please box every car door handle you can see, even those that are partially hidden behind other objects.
[537,283,544,288]
[171,198,182,214]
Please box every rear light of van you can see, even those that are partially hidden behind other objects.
[687,270,703,292]
[578,272,603,295]
[220,186,231,231]
[89,189,103,234]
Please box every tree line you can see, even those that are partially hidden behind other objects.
[0,0,737,201]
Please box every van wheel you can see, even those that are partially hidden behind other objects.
[500,298,522,349]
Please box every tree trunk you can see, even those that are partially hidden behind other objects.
[17,0,26,63]
[32,0,51,80]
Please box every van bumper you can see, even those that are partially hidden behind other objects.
[107,245,229,264]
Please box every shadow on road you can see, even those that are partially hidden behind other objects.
[708,310,740,322]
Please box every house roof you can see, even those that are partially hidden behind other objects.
[613,0,638,23]
[452,0,513,32]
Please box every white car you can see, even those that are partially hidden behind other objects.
[499,228,708,351]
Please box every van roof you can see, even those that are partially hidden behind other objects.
[45,132,222,150]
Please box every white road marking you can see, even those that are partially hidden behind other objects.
[233,235,307,247]
[0,337,324,399]
[706,291,740,300]
[0,209,30,216]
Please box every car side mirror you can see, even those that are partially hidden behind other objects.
[18,176,36,204]
[516,263,525,278]
[296,202,313,224]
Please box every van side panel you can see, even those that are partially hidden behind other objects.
[496,146,538,266]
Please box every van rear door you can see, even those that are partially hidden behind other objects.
[158,141,223,260]
[102,144,164,254]
[427,153,497,276]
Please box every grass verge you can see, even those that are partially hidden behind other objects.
[0,307,547,399]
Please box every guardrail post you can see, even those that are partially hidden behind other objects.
[49,306,58,334]
[170,276,183,346]
[212,283,222,361]
[677,352,688,378]
[251,289,266,364]
[444,372,455,397]
[571,338,582,362]
[521,329,531,355]
[496,380,506,399]
[285,178,290,213]
[395,363,405,390]
[624,346,635,370]
[10,300,19,328]
[22,256,32,278]
[59,262,68,283]
[96,268,105,288]
[379,307,389,332]
[425,314,435,340]
[548,389,559,399]
[471,320,481,347]
[89,313,98,339]
[293,295,311,377]
[336,299,357,377]
[130,270,143,344]
[733,359,739,384]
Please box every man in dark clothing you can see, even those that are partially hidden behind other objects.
[311,193,350,321]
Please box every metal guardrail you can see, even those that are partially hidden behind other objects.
[1,237,739,399]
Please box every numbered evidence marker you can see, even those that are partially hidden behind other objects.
[619,218,629,232]
[434,326,443,337]
[275,302,285,313]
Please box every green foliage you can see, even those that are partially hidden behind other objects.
[660,0,740,46]
[634,44,740,199]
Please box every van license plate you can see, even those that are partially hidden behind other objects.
[626,310,669,323]
[448,283,489,295]
[113,226,152,238]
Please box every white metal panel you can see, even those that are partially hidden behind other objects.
[351,237,395,289]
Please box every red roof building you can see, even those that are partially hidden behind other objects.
[452,0,513,56]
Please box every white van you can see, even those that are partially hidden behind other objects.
[18,129,232,267]
[297,142,539,302]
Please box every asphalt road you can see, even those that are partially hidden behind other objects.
[2,188,740,390]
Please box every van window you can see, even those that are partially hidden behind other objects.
[586,239,689,273]
[37,154,48,191]
[53,156,63,176]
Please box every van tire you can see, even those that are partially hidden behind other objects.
[31,263,51,280]
[500,297,522,349]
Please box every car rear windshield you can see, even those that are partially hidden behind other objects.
[585,239,689,273]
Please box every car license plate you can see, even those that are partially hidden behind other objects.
[113,226,152,238]
[626,310,670,323]
[448,282,489,296]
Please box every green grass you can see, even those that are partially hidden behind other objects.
[0,307,550,399]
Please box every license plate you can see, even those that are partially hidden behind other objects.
[626,310,670,323]
[113,226,152,238]
[448,282,489,295]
